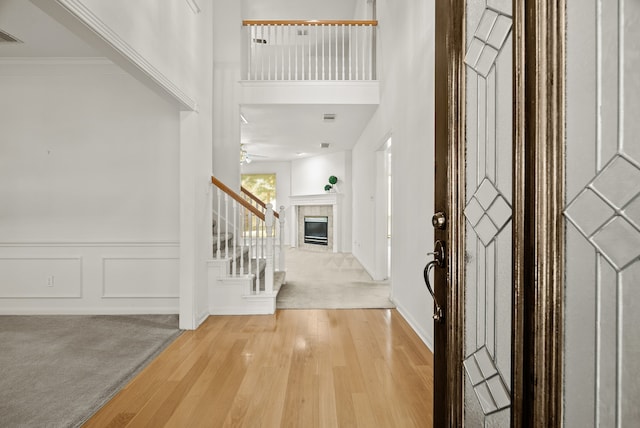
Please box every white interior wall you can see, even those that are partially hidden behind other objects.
[241,161,292,245]
[242,0,359,20]
[291,151,352,252]
[212,0,242,190]
[0,61,180,314]
[45,0,201,104]
[351,0,435,348]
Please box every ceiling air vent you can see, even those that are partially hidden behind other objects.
[320,142,330,149]
[0,29,22,43]
[323,113,336,122]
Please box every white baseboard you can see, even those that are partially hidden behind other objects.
[197,309,209,327]
[394,300,434,352]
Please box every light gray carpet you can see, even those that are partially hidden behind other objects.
[0,314,181,428]
[277,247,395,309]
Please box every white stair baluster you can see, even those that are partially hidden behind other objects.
[368,25,373,80]
[216,188,221,259]
[268,25,271,80]
[288,25,291,80]
[239,205,244,276]
[342,25,345,81]
[335,24,338,80]
[279,205,286,272]
[232,200,237,276]
[348,25,352,80]
[248,211,254,291]
[328,24,332,80]
[247,25,251,80]
[265,204,274,293]
[255,216,261,293]
[355,25,359,80]
[308,25,311,80]
[320,25,324,80]
[224,193,229,259]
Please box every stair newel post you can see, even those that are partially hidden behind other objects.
[216,188,221,259]
[232,200,237,277]
[224,193,229,259]
[278,205,286,272]
[265,204,274,294]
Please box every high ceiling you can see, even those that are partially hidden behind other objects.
[0,0,98,57]
[0,0,374,164]
[241,104,376,162]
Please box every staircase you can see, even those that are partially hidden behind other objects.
[207,176,286,315]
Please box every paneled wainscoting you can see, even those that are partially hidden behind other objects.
[0,242,179,314]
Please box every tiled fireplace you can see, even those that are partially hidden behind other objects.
[290,193,342,253]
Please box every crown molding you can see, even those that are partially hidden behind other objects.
[53,0,197,111]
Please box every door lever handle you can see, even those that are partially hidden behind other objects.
[424,240,446,323]
[423,260,444,322]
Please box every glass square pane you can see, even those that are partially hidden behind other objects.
[486,15,512,50]
[475,10,499,42]
[475,347,498,378]
[464,355,485,386]
[565,189,615,237]
[475,381,498,414]
[592,216,640,270]
[592,156,640,209]
[465,38,485,68]
[486,375,511,409]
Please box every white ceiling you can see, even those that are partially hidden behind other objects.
[0,0,99,57]
[241,104,376,162]
[0,0,374,164]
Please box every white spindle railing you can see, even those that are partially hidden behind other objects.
[212,177,285,295]
[243,20,377,81]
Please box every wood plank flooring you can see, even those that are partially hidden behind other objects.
[84,309,433,427]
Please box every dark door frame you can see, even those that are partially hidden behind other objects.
[433,1,565,426]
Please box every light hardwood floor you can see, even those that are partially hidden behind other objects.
[84,309,433,427]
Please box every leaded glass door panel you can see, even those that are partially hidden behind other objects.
[462,1,513,425]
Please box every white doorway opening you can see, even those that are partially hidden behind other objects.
[374,136,392,281]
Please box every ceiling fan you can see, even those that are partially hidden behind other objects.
[240,144,269,164]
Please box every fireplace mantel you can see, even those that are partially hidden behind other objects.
[290,193,342,252]
[289,193,341,206]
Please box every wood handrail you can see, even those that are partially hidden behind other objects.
[212,176,265,221]
[241,186,266,209]
[240,186,280,219]
[242,20,378,27]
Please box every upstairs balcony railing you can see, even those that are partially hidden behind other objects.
[243,20,378,81]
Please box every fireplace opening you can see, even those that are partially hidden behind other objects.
[304,216,328,246]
